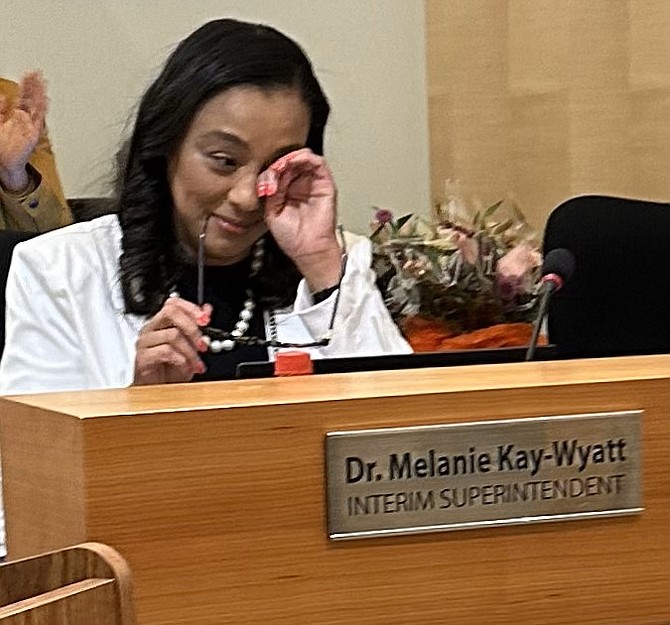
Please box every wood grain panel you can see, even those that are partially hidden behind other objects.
[1,356,669,624]
[426,0,670,229]
[0,406,86,554]
[0,543,135,625]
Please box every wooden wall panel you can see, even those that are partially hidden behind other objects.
[426,0,670,228]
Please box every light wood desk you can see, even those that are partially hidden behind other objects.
[1,355,669,624]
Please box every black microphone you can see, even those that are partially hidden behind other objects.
[525,248,575,361]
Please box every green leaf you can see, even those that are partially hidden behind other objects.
[483,200,503,219]
[391,213,415,237]
[395,214,414,230]
[491,219,513,234]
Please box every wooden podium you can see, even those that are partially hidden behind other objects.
[1,355,669,624]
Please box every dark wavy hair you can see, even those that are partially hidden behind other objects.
[116,18,330,315]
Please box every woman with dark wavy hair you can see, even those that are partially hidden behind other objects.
[0,18,410,394]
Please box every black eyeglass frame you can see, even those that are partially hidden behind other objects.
[194,218,347,350]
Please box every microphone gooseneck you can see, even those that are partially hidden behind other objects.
[525,248,576,361]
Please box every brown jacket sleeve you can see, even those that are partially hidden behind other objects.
[0,78,73,232]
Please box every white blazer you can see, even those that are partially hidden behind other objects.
[0,214,411,395]
[0,215,412,557]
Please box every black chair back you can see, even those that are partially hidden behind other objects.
[68,196,117,222]
[0,230,38,361]
[544,195,670,358]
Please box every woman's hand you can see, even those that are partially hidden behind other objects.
[0,72,48,192]
[134,297,212,385]
[258,148,342,292]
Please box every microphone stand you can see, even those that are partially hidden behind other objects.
[525,282,555,361]
[525,249,574,361]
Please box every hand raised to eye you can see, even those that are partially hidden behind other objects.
[257,148,342,292]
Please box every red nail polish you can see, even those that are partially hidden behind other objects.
[196,314,210,326]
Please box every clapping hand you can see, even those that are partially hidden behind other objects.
[0,71,48,192]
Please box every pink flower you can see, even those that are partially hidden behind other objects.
[374,208,394,225]
[453,232,479,265]
[496,243,541,299]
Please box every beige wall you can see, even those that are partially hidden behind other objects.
[426,0,670,229]
[10,0,667,235]
[2,0,430,235]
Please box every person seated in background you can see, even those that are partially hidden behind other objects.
[0,72,72,232]
[0,18,411,395]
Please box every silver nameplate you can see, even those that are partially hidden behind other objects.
[326,411,642,539]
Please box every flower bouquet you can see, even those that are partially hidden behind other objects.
[370,184,544,352]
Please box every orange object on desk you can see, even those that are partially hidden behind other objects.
[400,316,546,352]
[274,350,314,376]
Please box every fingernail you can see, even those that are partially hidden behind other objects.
[197,338,208,352]
[195,362,206,375]
[196,313,210,326]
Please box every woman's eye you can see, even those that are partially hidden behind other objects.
[209,154,238,171]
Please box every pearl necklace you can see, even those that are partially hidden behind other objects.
[207,237,264,352]
[171,237,265,353]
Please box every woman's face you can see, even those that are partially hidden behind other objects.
[169,86,311,265]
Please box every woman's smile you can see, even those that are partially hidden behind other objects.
[210,213,263,236]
